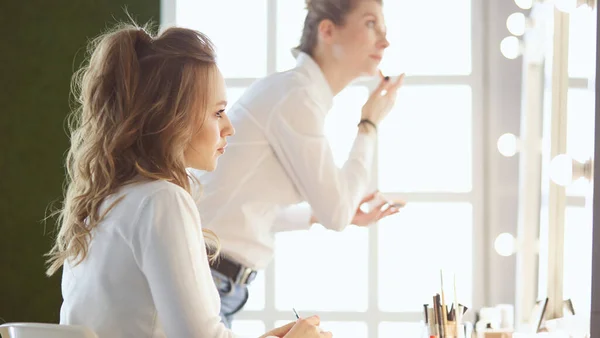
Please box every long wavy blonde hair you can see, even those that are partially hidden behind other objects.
[46,22,220,276]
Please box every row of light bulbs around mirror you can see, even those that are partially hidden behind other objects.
[494,0,596,257]
[500,0,595,186]
[497,132,593,187]
[500,0,596,60]
[494,133,593,257]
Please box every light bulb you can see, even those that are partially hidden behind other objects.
[555,0,578,12]
[582,158,594,181]
[549,154,574,186]
[514,0,533,9]
[506,12,527,36]
[495,233,516,257]
[500,36,521,59]
[497,133,519,157]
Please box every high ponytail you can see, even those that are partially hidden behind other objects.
[82,27,147,125]
[46,22,221,276]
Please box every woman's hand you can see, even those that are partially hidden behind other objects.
[351,191,402,227]
[361,71,405,126]
[283,316,332,338]
[259,321,295,338]
[259,315,332,338]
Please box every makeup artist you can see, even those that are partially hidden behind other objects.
[193,0,405,327]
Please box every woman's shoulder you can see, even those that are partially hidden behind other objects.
[115,180,200,231]
[119,180,194,209]
[124,179,188,194]
[244,67,311,95]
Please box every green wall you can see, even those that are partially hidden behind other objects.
[0,1,160,323]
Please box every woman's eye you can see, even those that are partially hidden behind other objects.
[216,110,224,118]
[367,20,375,28]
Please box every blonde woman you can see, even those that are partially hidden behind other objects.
[46,22,331,338]
[196,0,404,325]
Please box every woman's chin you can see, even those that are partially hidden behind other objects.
[205,162,217,172]
[188,160,217,172]
[358,68,380,79]
[362,64,381,76]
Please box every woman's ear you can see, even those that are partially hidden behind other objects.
[317,19,336,45]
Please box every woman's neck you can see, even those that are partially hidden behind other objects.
[311,50,357,96]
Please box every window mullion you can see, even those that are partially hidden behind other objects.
[265,0,278,330]
[267,0,277,75]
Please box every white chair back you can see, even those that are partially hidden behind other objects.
[0,323,98,338]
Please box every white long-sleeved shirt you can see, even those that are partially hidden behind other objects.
[60,180,237,338]
[194,52,376,270]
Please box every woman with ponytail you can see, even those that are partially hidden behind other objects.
[195,0,404,325]
[47,22,331,338]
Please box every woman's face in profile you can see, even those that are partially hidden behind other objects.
[331,0,389,76]
[184,68,235,171]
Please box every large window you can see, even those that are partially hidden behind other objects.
[169,1,483,336]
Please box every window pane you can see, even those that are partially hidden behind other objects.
[231,320,266,337]
[275,320,368,338]
[566,88,595,197]
[226,87,247,108]
[276,0,306,71]
[177,0,267,78]
[378,203,473,312]
[380,0,471,75]
[568,7,597,78]
[379,322,425,338]
[242,269,265,311]
[274,225,369,311]
[378,86,472,192]
[325,86,368,167]
[563,206,593,317]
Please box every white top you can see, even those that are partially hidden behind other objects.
[194,52,376,269]
[59,180,237,338]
